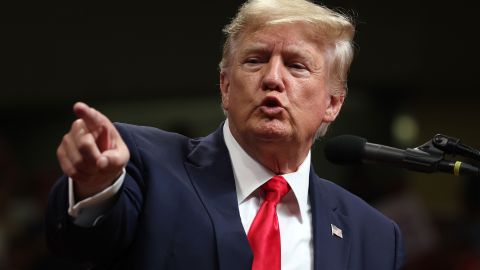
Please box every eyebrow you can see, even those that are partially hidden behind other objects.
[237,41,322,70]
[284,46,315,63]
[240,42,315,58]
[238,43,271,57]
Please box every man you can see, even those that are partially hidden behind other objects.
[46,0,405,269]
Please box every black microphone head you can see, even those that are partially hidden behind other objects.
[324,135,367,165]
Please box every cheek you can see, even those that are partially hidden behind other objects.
[290,84,329,120]
[231,73,258,99]
[291,83,325,108]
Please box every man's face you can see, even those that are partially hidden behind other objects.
[220,23,344,148]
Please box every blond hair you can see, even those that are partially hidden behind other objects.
[219,0,355,137]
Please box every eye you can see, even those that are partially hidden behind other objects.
[287,62,311,77]
[288,62,307,70]
[244,57,262,64]
[242,57,266,70]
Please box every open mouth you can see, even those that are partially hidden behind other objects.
[261,96,282,108]
[259,96,284,116]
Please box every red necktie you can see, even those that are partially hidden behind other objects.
[247,175,291,270]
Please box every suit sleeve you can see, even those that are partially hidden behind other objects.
[393,221,406,270]
[45,124,145,266]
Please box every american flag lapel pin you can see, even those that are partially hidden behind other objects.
[331,224,343,239]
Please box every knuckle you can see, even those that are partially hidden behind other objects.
[71,157,85,169]
[56,146,65,159]
[71,119,84,130]
[78,135,95,151]
[57,147,68,164]
[73,154,93,169]
[62,134,70,144]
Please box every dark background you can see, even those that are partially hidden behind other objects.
[1,1,479,269]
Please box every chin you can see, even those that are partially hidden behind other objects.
[249,119,291,141]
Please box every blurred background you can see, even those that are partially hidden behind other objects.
[1,0,479,269]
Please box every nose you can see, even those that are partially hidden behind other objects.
[261,56,285,92]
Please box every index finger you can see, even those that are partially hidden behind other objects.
[73,102,108,132]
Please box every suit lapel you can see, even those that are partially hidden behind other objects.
[184,125,252,270]
[309,169,351,270]
[183,124,352,269]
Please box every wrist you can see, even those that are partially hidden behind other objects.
[73,172,122,201]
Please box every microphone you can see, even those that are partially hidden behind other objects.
[324,135,480,177]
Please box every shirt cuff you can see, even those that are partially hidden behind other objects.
[68,168,126,227]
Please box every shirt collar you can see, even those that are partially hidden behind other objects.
[223,119,311,216]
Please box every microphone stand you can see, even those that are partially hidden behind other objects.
[432,134,480,161]
[409,134,480,177]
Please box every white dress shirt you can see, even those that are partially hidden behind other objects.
[68,120,313,269]
[223,120,313,270]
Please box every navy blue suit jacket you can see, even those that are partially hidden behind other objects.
[46,123,405,269]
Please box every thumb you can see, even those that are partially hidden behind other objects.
[96,155,109,169]
[96,146,130,170]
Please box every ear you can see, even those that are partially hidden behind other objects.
[322,94,345,123]
[220,71,230,111]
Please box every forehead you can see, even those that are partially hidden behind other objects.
[235,23,324,55]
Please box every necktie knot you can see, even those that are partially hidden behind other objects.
[261,175,290,205]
